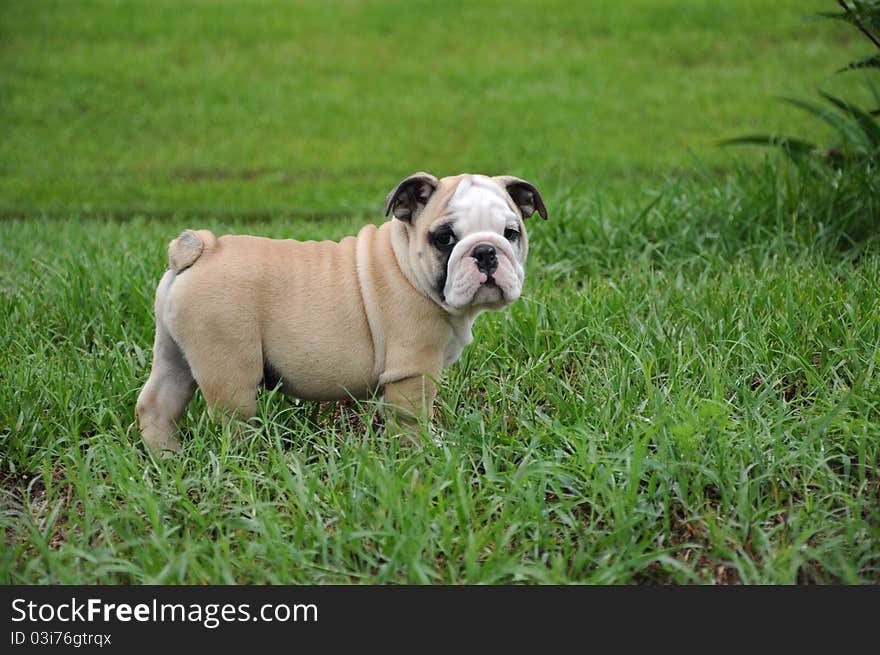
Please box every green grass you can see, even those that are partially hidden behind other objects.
[2,162,878,584]
[0,0,871,215]
[1,1,879,583]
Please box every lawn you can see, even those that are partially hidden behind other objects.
[1,0,870,215]
[1,1,878,584]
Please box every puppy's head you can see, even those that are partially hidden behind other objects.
[386,172,547,315]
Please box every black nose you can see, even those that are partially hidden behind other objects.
[471,244,498,275]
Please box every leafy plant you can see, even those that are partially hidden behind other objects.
[721,1,880,168]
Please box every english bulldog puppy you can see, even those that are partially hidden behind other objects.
[136,172,547,455]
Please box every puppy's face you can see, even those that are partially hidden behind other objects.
[386,173,547,315]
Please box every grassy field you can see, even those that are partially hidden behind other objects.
[0,0,870,215]
[1,1,879,584]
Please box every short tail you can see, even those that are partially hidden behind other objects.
[167,229,218,274]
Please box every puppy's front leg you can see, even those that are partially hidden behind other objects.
[382,374,438,447]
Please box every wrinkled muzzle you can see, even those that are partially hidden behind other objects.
[443,231,524,311]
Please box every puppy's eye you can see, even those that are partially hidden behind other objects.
[431,229,457,250]
[504,228,520,242]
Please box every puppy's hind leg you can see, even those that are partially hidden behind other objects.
[181,332,262,439]
[136,271,196,457]
[191,358,260,437]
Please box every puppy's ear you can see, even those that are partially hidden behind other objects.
[385,172,439,223]
[495,176,548,220]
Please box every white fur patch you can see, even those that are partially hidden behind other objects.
[449,175,513,234]
[440,175,525,313]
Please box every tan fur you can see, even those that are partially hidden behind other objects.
[168,229,217,274]
[136,172,545,455]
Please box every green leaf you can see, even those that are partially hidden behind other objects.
[811,3,880,45]
[837,53,880,71]
[717,134,818,164]
[851,0,880,33]
[819,90,880,146]
[804,11,852,24]
[778,96,868,149]
[869,76,880,106]
[866,79,880,116]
